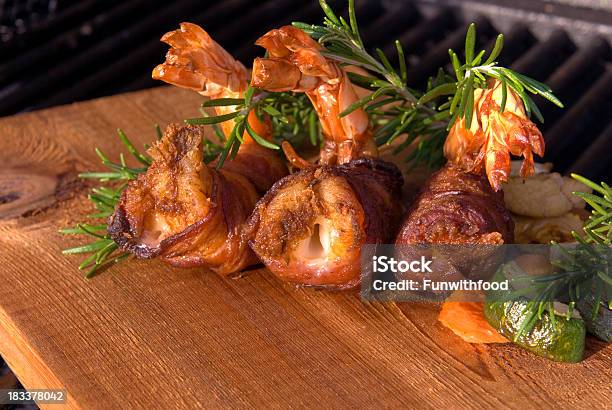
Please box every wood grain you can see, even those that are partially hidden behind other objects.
[0,87,609,409]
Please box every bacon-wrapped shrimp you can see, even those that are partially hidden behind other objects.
[109,124,285,274]
[395,80,545,246]
[246,26,403,289]
[401,81,548,343]
[108,24,287,275]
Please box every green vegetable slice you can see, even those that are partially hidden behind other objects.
[484,299,585,363]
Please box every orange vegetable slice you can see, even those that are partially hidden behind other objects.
[439,300,508,344]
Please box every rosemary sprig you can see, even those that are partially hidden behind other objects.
[262,91,322,147]
[61,128,153,278]
[571,174,612,244]
[197,1,562,169]
[185,87,320,168]
[294,0,447,168]
[295,13,416,103]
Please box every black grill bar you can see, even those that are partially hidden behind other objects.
[232,1,332,63]
[545,37,609,102]
[381,8,455,61]
[569,120,612,181]
[0,0,194,115]
[407,17,492,87]
[0,0,117,59]
[537,36,609,128]
[0,1,146,86]
[511,29,575,80]
[360,2,420,49]
[492,23,535,67]
[30,38,166,111]
[544,69,612,170]
[28,0,251,111]
[213,0,311,50]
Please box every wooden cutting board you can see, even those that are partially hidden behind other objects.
[0,87,609,409]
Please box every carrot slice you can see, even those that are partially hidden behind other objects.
[439,300,508,344]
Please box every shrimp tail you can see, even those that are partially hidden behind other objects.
[444,80,545,191]
[153,22,273,143]
[152,22,248,99]
[252,26,376,165]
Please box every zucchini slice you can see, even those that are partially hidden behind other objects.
[484,299,586,363]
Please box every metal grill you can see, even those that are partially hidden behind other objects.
[0,0,610,180]
[1,0,609,180]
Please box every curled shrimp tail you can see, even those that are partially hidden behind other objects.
[245,26,403,289]
[252,26,376,165]
[152,23,250,138]
[152,22,248,98]
[445,80,545,191]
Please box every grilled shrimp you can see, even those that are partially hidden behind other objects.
[247,158,403,288]
[251,25,378,166]
[109,24,287,275]
[444,79,545,192]
[246,26,403,289]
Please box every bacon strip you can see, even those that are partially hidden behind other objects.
[247,158,403,288]
[396,163,514,244]
[109,124,287,275]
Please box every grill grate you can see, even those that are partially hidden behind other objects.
[0,0,610,180]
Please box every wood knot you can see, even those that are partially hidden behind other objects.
[0,192,19,205]
[0,170,63,219]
